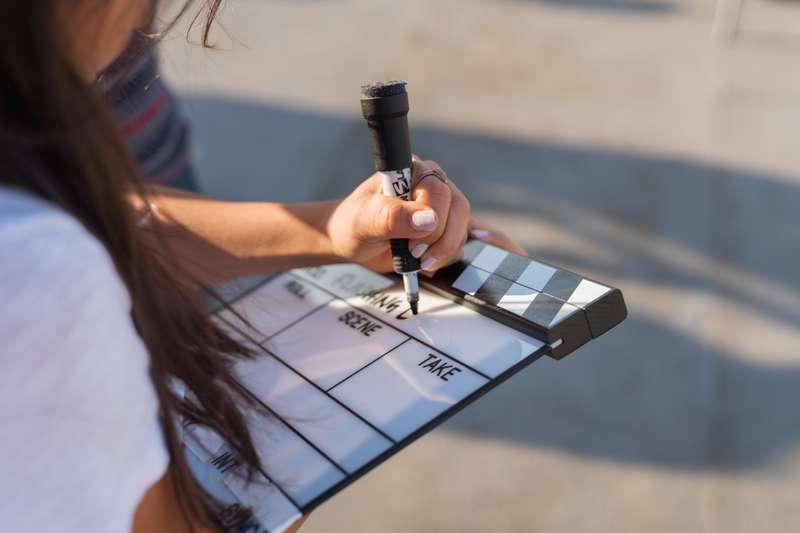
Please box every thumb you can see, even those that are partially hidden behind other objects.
[357,195,439,241]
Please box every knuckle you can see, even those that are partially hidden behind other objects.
[429,223,447,243]
[388,204,409,234]
[423,177,452,201]
[377,201,405,235]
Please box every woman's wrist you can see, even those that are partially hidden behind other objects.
[278,199,344,265]
[243,198,350,275]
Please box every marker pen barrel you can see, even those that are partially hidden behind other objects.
[360,80,420,314]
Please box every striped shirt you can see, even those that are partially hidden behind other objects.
[104,44,199,192]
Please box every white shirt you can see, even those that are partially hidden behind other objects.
[0,187,169,532]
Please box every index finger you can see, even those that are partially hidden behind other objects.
[409,158,453,247]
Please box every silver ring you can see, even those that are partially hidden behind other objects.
[418,168,448,186]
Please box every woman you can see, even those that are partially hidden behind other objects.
[0,1,525,531]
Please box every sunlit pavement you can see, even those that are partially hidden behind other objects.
[161,1,800,531]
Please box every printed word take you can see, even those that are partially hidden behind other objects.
[418,354,463,381]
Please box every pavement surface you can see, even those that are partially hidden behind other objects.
[160,1,800,531]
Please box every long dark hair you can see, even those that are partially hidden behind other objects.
[0,1,262,529]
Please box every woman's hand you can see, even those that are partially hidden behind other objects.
[327,155,467,273]
[327,156,526,273]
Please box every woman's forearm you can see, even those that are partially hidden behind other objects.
[128,160,516,286]
[131,185,343,284]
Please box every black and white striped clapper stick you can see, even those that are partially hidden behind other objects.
[360,80,421,315]
[424,240,628,359]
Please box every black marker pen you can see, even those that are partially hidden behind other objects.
[360,80,420,315]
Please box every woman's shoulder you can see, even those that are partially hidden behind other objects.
[0,185,143,386]
[0,186,136,344]
[0,186,122,286]
[0,186,170,531]
[0,185,134,312]
[0,184,151,396]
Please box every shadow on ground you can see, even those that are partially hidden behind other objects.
[510,0,675,13]
[182,93,800,473]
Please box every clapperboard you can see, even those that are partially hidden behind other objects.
[182,241,627,532]
[427,241,627,359]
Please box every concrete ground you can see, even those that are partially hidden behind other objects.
[160,1,800,531]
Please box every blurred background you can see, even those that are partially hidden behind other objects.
[158,1,800,531]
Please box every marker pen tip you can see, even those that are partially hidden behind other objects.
[410,301,419,315]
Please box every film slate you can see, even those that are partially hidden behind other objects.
[182,249,626,532]
[423,240,627,359]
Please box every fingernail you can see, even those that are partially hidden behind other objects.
[421,257,439,271]
[470,229,491,239]
[411,243,429,258]
[411,210,437,231]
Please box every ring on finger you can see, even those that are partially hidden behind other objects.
[418,168,448,186]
